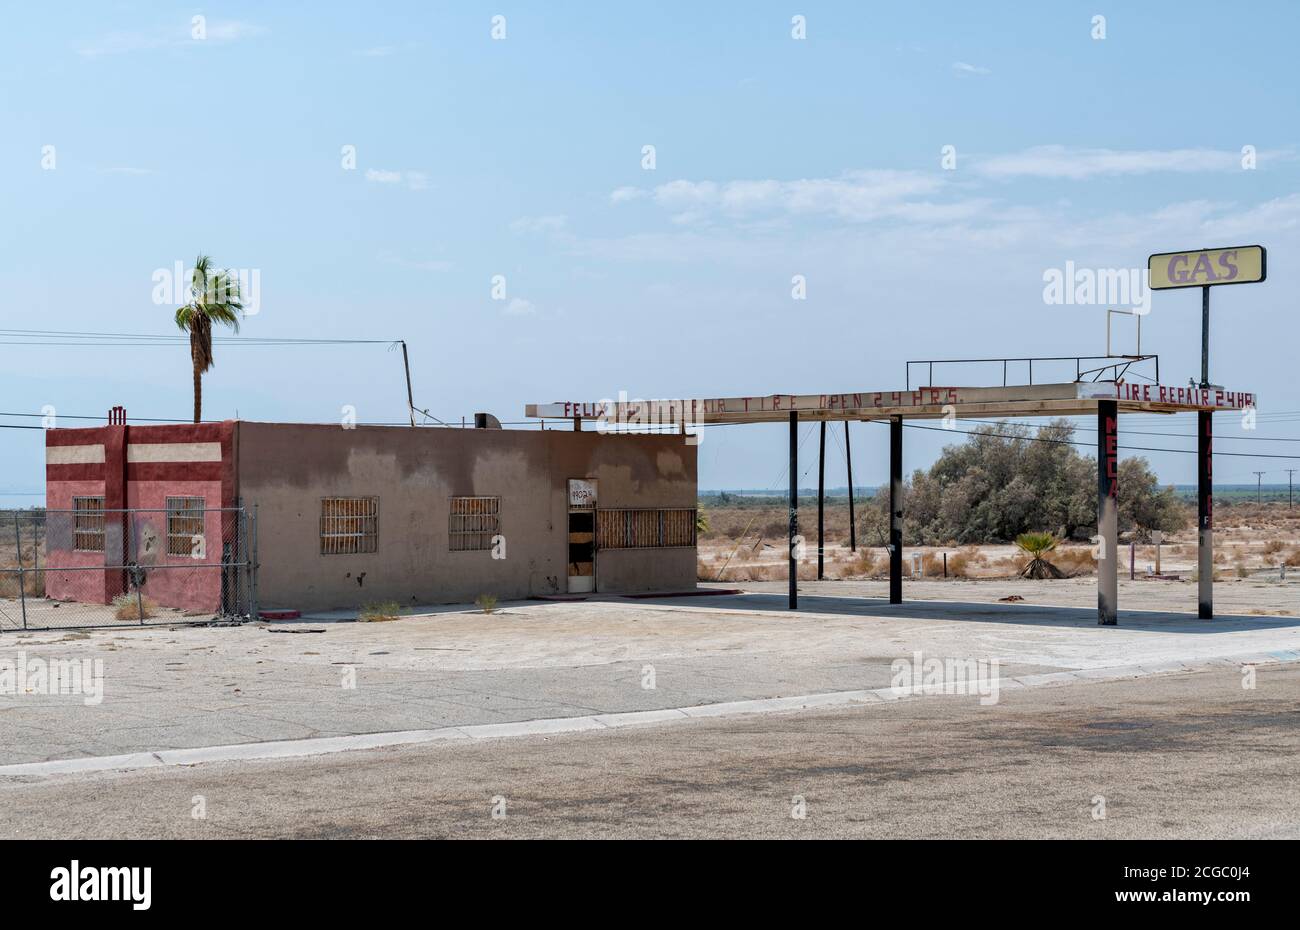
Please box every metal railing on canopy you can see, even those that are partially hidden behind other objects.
[905,354,1159,391]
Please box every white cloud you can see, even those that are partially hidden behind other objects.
[952,61,991,76]
[77,21,265,57]
[976,145,1251,180]
[504,298,537,316]
[609,186,648,204]
[354,46,397,57]
[365,169,428,191]
[510,215,568,234]
[615,170,954,224]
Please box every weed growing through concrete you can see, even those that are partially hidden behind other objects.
[358,601,402,622]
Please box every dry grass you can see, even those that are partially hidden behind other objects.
[358,601,403,622]
[112,593,157,621]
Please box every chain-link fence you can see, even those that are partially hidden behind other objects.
[0,507,257,631]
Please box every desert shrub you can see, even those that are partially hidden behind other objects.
[474,593,498,614]
[840,548,881,578]
[905,420,1187,544]
[112,593,157,621]
[1054,547,1097,577]
[947,552,972,578]
[1016,532,1064,579]
[358,600,403,622]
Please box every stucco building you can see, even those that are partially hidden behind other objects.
[43,413,699,614]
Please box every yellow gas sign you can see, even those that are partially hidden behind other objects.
[1147,245,1266,290]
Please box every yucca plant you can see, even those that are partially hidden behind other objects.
[1015,531,1064,579]
[174,254,243,423]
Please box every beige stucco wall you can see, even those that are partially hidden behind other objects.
[236,423,697,611]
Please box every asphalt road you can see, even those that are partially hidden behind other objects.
[2,663,1297,839]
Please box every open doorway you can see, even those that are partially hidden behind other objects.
[567,478,597,593]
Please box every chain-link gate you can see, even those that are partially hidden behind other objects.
[1,507,258,631]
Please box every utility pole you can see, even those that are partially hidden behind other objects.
[1287,469,1297,509]
[1253,471,1266,505]
[399,340,416,427]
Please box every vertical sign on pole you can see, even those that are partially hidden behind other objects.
[1150,245,1266,622]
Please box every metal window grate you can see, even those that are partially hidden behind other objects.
[72,496,105,552]
[596,508,696,549]
[166,496,206,557]
[320,497,379,555]
[450,496,500,551]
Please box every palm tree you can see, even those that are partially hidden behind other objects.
[1015,531,1065,579]
[174,254,243,422]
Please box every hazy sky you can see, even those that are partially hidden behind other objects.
[2,2,1298,504]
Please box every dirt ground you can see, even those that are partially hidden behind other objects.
[699,500,1300,584]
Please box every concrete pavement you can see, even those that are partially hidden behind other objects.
[2,664,1296,838]
[2,579,1299,768]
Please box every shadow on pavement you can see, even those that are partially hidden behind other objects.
[646,591,1300,633]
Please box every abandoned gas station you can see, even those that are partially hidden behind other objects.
[529,246,1267,626]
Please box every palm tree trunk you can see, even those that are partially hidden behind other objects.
[193,362,202,423]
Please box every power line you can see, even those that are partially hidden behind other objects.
[869,419,1300,460]
[0,327,393,346]
[953,416,1300,444]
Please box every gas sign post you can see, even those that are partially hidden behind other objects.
[1148,245,1267,618]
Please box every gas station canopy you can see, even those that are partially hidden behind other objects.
[526,371,1256,628]
[526,380,1257,425]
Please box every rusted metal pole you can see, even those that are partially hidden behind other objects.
[845,422,857,552]
[889,415,903,605]
[1098,400,1118,625]
[817,421,825,581]
[1198,411,1213,618]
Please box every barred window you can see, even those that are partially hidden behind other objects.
[321,497,379,555]
[596,508,697,549]
[450,496,500,551]
[73,496,105,552]
[166,496,206,557]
